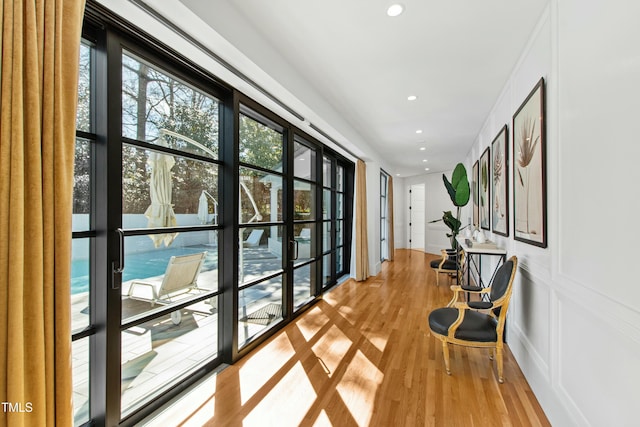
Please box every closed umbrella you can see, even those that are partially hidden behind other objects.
[197,191,209,224]
[144,150,178,247]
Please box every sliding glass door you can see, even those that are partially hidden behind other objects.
[118,50,223,417]
[73,8,354,425]
[237,108,286,348]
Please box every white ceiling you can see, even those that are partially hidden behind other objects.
[179,0,548,177]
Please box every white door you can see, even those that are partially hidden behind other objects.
[409,184,425,251]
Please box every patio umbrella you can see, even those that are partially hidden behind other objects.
[144,150,178,247]
[197,191,209,224]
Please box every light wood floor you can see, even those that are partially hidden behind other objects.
[146,249,550,427]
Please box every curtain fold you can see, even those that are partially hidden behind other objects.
[0,0,85,425]
[388,176,395,261]
[355,160,369,281]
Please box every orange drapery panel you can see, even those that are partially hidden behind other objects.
[388,176,395,261]
[0,0,85,425]
[355,160,369,281]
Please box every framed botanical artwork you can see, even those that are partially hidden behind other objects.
[513,77,547,248]
[491,125,509,236]
[472,160,479,228]
[479,147,491,230]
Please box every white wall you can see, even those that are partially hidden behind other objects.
[394,170,458,255]
[462,2,640,425]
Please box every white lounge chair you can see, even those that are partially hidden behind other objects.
[297,228,311,240]
[127,251,207,324]
[243,229,264,247]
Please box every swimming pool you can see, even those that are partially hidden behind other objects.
[71,245,218,295]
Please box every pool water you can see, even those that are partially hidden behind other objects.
[71,245,218,295]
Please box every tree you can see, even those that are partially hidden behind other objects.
[121,53,220,215]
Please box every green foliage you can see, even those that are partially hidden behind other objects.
[481,160,488,191]
[239,115,283,171]
[442,210,461,236]
[440,163,470,248]
[443,163,470,207]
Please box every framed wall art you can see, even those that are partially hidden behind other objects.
[472,160,479,228]
[479,147,491,230]
[491,125,509,236]
[513,77,547,247]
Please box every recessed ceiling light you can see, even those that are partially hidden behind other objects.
[422,159,428,162]
[387,4,404,17]
[416,130,423,134]
[407,95,417,101]
[419,147,426,151]
[425,168,430,171]
[299,158,305,161]
[396,173,400,176]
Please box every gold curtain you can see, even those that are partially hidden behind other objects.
[388,176,395,261]
[0,0,85,425]
[355,160,369,281]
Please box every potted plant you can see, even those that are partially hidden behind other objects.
[435,163,470,249]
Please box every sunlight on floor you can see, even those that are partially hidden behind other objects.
[243,361,316,427]
[362,330,388,353]
[295,307,330,341]
[139,372,218,426]
[238,333,295,404]
[336,350,384,427]
[311,325,352,377]
[312,410,332,426]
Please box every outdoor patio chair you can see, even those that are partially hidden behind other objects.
[126,251,207,324]
[297,228,311,240]
[243,229,264,247]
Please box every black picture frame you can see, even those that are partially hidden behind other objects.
[479,147,491,230]
[491,125,509,236]
[472,160,479,228]
[512,77,547,248]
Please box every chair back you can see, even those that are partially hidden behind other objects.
[244,229,264,246]
[489,258,516,302]
[158,252,207,298]
[298,228,311,239]
[488,256,518,322]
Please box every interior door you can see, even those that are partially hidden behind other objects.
[409,184,425,251]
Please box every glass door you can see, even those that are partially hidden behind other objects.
[237,107,286,349]
[291,136,320,311]
[118,50,223,419]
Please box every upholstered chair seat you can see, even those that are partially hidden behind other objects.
[430,249,464,286]
[429,307,498,342]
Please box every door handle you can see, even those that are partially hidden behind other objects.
[290,239,299,261]
[112,228,125,289]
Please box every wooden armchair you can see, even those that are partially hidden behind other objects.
[430,249,464,286]
[428,256,518,383]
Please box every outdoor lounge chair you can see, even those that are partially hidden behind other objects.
[243,229,264,247]
[126,251,207,324]
[297,228,311,240]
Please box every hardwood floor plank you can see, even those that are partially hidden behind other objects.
[148,249,550,427]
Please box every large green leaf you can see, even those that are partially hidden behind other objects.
[454,175,470,207]
[451,163,467,189]
[444,163,470,207]
[442,174,456,204]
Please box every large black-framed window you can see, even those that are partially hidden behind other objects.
[75,5,354,425]
[321,154,353,288]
